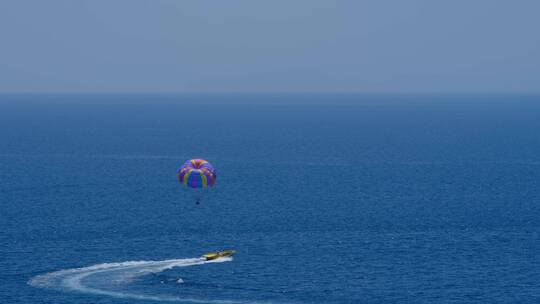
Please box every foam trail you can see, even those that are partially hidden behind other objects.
[28,257,250,304]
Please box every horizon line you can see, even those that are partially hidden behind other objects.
[1,91,540,96]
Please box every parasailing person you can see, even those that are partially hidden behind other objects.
[177,158,216,204]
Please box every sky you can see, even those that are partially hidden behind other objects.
[0,0,539,93]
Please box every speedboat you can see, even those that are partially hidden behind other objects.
[202,250,236,261]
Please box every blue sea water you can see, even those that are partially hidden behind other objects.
[1,94,539,304]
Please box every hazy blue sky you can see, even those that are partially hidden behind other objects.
[1,0,539,93]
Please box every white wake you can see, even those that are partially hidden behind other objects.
[28,256,245,303]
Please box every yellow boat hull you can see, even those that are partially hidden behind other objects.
[202,250,236,261]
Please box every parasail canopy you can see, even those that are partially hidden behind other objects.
[177,159,216,188]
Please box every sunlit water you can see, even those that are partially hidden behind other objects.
[1,94,539,304]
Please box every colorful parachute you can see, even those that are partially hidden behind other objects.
[177,159,216,188]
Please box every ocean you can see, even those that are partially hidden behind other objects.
[1,94,539,303]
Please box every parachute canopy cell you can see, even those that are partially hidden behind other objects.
[177,159,216,188]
